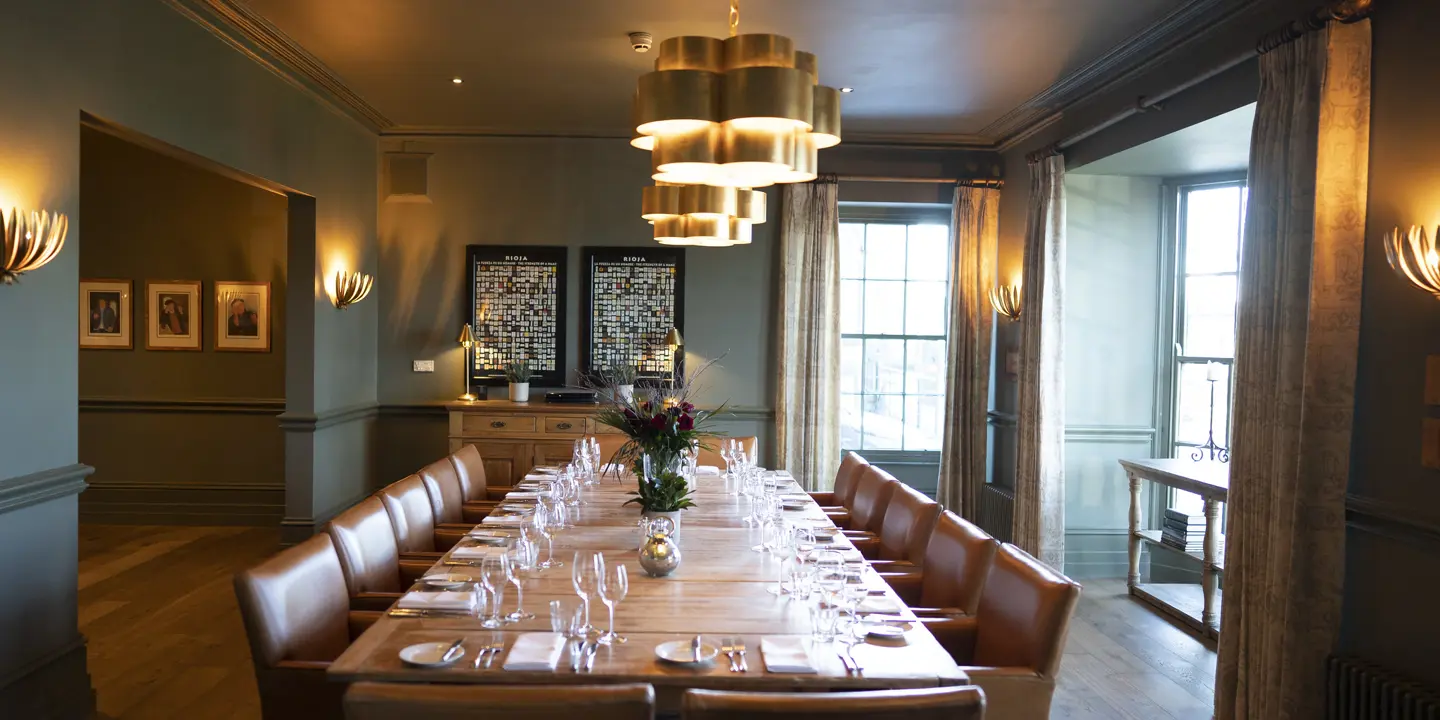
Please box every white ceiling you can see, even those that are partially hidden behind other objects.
[1070,103,1255,177]
[239,0,1194,140]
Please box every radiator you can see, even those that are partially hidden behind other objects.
[1328,656,1440,720]
[977,484,1014,543]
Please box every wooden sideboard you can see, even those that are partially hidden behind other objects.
[446,400,620,488]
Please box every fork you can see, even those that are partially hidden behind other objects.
[734,638,748,672]
[483,639,505,668]
[720,638,736,672]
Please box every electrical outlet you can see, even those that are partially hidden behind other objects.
[413,360,435,373]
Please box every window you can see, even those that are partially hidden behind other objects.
[1168,179,1246,513]
[839,212,951,452]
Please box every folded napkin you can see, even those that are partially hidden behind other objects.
[523,473,555,482]
[760,637,817,673]
[502,632,568,671]
[482,515,528,526]
[858,595,904,614]
[451,545,507,560]
[599,463,626,474]
[773,470,794,478]
[396,591,475,612]
[507,491,540,499]
[695,465,721,476]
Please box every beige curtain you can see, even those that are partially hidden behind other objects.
[1013,154,1066,570]
[938,186,999,517]
[776,178,841,491]
[1215,19,1370,720]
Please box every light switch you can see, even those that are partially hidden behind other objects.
[413,360,435,373]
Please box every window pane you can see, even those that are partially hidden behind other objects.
[864,224,907,280]
[840,338,862,394]
[863,339,905,394]
[907,224,949,282]
[1166,480,1206,518]
[1175,362,1230,445]
[1185,186,1242,274]
[905,339,947,394]
[1183,275,1237,357]
[862,394,903,450]
[904,395,945,451]
[905,281,947,336]
[840,394,862,449]
[863,280,905,335]
[840,279,863,334]
[840,223,865,279]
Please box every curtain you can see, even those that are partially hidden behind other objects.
[938,185,999,517]
[1215,19,1369,720]
[776,178,841,491]
[1013,154,1066,570]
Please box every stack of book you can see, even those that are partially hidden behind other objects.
[1161,508,1222,554]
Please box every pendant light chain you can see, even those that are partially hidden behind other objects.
[729,0,739,37]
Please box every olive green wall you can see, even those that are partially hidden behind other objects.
[77,126,288,524]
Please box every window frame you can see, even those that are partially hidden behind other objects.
[838,203,953,456]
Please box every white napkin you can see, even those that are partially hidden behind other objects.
[760,637,817,673]
[773,470,794,478]
[695,465,721,476]
[396,591,475,612]
[507,491,540,499]
[502,632,568,671]
[523,473,555,482]
[482,515,528,526]
[451,545,506,560]
[858,595,904,614]
[599,463,627,474]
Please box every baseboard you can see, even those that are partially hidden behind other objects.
[79,482,283,526]
[0,636,94,720]
[279,488,373,545]
[1064,529,1131,580]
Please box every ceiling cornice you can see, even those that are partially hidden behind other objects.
[162,0,393,132]
[986,0,1265,152]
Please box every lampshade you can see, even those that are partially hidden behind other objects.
[664,327,684,349]
[458,323,475,348]
[1385,225,1440,299]
[1,208,68,285]
[332,270,373,309]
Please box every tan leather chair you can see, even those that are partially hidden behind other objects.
[841,465,898,537]
[234,534,379,720]
[344,681,656,720]
[926,543,1081,720]
[812,451,868,515]
[695,435,756,467]
[419,456,486,529]
[451,444,505,518]
[377,474,464,559]
[681,686,985,720]
[853,482,941,565]
[325,496,430,611]
[884,510,999,614]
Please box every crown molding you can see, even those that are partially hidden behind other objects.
[162,0,392,132]
[987,0,1263,152]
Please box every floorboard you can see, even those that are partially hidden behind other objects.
[78,525,1218,719]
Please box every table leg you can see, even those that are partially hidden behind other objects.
[1201,497,1221,630]
[1127,473,1142,589]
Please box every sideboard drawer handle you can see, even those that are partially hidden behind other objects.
[557,422,573,430]
[490,421,506,429]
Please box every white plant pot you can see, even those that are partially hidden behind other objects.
[508,382,530,403]
[617,384,635,402]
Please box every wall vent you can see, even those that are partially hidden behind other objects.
[385,152,431,202]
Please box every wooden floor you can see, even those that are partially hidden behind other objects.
[78,525,1216,719]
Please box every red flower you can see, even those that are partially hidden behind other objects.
[677,414,694,431]
[648,415,667,430]
[680,402,695,413]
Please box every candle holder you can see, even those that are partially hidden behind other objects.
[1192,367,1230,463]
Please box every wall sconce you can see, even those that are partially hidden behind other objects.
[1,208,69,285]
[457,323,477,402]
[332,270,373,309]
[1385,226,1440,299]
[989,284,1023,320]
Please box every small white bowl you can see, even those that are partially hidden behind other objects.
[654,640,719,665]
[399,641,464,667]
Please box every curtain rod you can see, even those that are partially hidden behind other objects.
[835,175,1004,188]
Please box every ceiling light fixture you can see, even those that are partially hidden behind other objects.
[631,0,842,247]
[839,87,854,93]
[451,77,463,84]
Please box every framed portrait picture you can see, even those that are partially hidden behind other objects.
[145,280,203,351]
[79,279,133,350]
[215,281,271,352]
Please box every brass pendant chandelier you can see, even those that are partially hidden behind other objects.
[632,0,842,247]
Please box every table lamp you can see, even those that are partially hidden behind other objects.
[457,323,477,402]
[664,327,684,391]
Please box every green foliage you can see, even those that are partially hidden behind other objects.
[503,359,533,383]
[623,469,696,512]
[607,363,639,386]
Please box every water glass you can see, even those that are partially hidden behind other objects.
[809,600,839,642]
[549,598,583,638]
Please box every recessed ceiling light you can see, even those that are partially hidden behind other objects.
[451,77,463,85]
[839,87,854,93]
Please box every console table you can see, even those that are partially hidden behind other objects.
[1117,458,1229,639]
[446,400,618,488]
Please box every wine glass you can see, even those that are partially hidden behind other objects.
[531,501,560,569]
[504,544,535,621]
[572,551,603,638]
[840,563,868,632]
[792,526,817,562]
[768,523,796,595]
[596,563,629,645]
[590,436,604,479]
[478,555,509,629]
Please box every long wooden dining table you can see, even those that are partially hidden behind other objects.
[328,468,969,713]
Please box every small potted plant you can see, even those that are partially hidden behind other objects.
[504,359,533,403]
[625,453,697,532]
[608,363,638,402]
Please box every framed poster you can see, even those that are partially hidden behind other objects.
[79,278,133,350]
[215,281,271,352]
[580,247,685,385]
[466,245,568,387]
[145,280,202,351]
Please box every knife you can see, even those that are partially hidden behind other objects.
[439,637,465,663]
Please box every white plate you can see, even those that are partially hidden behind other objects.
[654,640,720,665]
[500,503,535,513]
[399,641,465,667]
[420,573,470,589]
[532,467,560,475]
